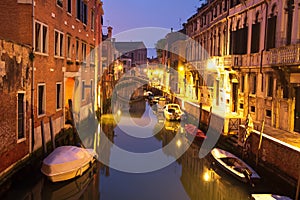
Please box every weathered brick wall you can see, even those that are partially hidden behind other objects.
[0,39,31,173]
[249,131,300,181]
[0,1,32,46]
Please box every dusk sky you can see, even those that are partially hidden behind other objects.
[103,0,201,34]
[102,0,203,57]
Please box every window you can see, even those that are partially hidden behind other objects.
[82,80,85,101]
[251,14,260,53]
[251,74,257,94]
[38,84,46,116]
[56,83,62,110]
[76,0,81,20]
[90,46,95,65]
[286,0,293,45]
[35,21,48,54]
[250,106,255,113]
[267,15,277,50]
[76,39,80,60]
[67,35,71,59]
[76,0,87,24]
[240,75,245,93]
[17,92,25,140]
[82,42,86,63]
[83,3,87,25]
[54,30,64,57]
[57,0,63,7]
[267,74,273,97]
[266,110,272,117]
[91,11,95,30]
[67,0,72,13]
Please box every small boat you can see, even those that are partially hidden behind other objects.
[251,194,292,200]
[41,146,98,182]
[163,103,183,121]
[184,124,206,140]
[211,148,260,183]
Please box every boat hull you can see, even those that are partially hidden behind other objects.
[184,124,206,141]
[211,148,260,183]
[41,146,97,182]
[251,194,292,200]
[44,158,96,182]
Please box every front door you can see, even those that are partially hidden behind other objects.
[232,83,238,112]
[294,87,300,132]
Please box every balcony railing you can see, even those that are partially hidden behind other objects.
[270,44,300,65]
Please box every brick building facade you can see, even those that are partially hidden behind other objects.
[0,39,31,175]
[0,0,103,175]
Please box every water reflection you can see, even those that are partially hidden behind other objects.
[42,162,100,200]
[2,100,295,200]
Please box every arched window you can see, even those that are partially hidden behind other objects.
[251,12,261,53]
[267,4,277,50]
[285,0,294,45]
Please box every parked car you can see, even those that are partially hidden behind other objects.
[163,103,183,121]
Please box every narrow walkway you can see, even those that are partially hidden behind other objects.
[253,122,300,150]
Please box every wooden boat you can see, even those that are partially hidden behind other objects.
[41,146,98,182]
[184,124,206,140]
[211,148,260,183]
[251,194,292,200]
[163,103,183,121]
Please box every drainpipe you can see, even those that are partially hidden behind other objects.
[31,0,35,152]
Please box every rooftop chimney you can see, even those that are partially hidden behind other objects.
[107,26,113,38]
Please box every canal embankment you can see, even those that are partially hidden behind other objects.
[173,95,300,191]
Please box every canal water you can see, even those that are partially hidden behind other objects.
[2,101,296,200]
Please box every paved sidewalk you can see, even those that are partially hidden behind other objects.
[176,95,300,150]
[253,122,300,149]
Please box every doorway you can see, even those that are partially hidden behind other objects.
[294,87,300,132]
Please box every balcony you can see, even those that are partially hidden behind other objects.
[270,44,300,65]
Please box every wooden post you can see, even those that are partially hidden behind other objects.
[199,103,202,130]
[49,116,55,150]
[256,120,265,166]
[296,163,300,200]
[40,120,47,155]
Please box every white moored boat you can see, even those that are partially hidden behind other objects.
[41,146,97,182]
[251,194,292,200]
[211,148,260,183]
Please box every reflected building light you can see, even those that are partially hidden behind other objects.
[178,65,184,71]
[117,109,121,116]
[203,171,211,182]
[176,139,182,148]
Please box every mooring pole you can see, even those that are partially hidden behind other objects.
[49,116,55,150]
[40,120,47,155]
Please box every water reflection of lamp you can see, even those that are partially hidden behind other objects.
[203,171,211,182]
[176,139,182,148]
[117,109,121,116]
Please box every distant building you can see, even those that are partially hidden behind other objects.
[114,41,147,67]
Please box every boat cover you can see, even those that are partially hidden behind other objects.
[41,146,96,176]
[251,194,292,200]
